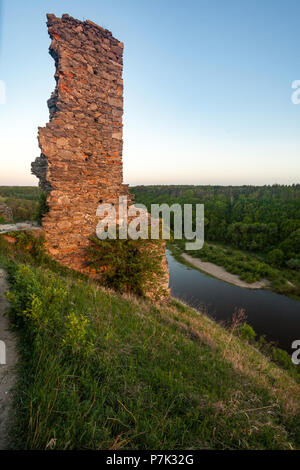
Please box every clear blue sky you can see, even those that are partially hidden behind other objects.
[0,0,300,186]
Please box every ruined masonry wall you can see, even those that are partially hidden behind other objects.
[32,14,132,270]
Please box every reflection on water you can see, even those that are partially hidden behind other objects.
[167,250,300,353]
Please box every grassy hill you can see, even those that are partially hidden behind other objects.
[0,232,299,450]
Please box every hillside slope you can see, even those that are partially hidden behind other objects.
[0,233,299,450]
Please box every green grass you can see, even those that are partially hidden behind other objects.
[1,234,300,450]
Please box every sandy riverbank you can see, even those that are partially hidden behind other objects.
[182,253,270,289]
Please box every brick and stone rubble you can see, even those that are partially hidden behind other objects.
[32,14,169,295]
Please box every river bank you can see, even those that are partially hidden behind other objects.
[167,249,300,353]
[182,252,270,289]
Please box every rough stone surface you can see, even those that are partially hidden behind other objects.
[32,13,132,270]
[0,202,13,223]
[32,14,169,295]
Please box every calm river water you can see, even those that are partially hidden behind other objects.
[167,250,300,353]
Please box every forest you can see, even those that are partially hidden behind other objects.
[1,184,299,288]
[131,185,300,288]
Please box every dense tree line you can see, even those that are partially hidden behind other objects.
[132,185,300,270]
[1,184,299,270]
[0,186,41,201]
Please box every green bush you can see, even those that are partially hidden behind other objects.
[86,236,167,298]
[0,231,85,282]
[238,323,256,342]
[6,264,94,358]
[272,347,293,370]
[5,231,46,260]
[267,249,284,267]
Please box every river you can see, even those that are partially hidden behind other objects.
[167,250,300,353]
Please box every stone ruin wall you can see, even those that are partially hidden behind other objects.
[32,13,132,271]
[32,14,169,295]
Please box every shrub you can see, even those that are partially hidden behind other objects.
[5,231,46,261]
[267,249,284,267]
[238,323,256,342]
[63,311,95,356]
[6,264,67,331]
[86,236,167,298]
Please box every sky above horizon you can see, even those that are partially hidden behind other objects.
[0,0,300,186]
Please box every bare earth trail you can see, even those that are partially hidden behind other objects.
[182,253,270,289]
[0,268,17,449]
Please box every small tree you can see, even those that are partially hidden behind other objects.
[86,236,168,299]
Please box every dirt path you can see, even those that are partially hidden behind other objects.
[182,253,270,289]
[0,268,17,450]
